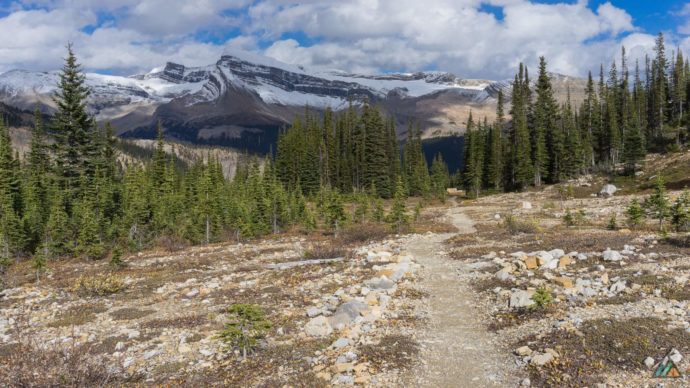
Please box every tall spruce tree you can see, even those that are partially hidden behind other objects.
[486,90,504,190]
[510,65,534,190]
[52,44,93,203]
[532,57,556,185]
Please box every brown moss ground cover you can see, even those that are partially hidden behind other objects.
[523,317,690,387]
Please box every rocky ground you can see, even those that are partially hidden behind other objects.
[449,181,690,387]
[2,177,690,387]
[0,215,454,386]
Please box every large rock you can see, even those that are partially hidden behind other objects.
[509,290,536,308]
[305,316,333,337]
[609,280,626,294]
[365,277,396,291]
[599,184,617,197]
[548,249,565,260]
[330,300,368,328]
[602,249,622,261]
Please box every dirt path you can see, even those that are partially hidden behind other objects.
[402,202,514,387]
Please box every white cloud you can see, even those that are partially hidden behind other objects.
[249,0,643,78]
[0,0,674,80]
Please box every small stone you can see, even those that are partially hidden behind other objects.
[354,374,371,385]
[558,256,572,268]
[332,337,349,349]
[185,288,199,298]
[334,362,354,373]
[354,363,369,374]
[609,280,626,294]
[554,277,574,289]
[602,249,622,261]
[600,273,609,285]
[549,249,565,260]
[524,256,539,270]
[495,270,513,282]
[509,290,535,308]
[531,352,554,366]
[599,184,617,197]
[143,350,159,360]
[305,316,333,337]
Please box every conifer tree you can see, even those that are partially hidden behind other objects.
[532,57,556,184]
[52,44,93,203]
[671,190,690,232]
[623,116,646,175]
[510,65,534,190]
[644,176,670,229]
[626,198,645,229]
[321,186,346,234]
[388,177,408,233]
[430,153,449,200]
[23,112,50,251]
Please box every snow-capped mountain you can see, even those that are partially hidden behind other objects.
[0,49,580,150]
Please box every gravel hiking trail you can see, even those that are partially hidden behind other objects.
[402,201,515,387]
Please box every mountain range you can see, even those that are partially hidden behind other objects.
[0,49,587,153]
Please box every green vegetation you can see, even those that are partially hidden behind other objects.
[531,286,553,309]
[626,199,645,228]
[71,273,125,296]
[217,304,272,359]
[461,33,690,196]
[0,47,431,274]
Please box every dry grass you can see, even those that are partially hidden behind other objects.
[110,307,155,321]
[487,307,556,332]
[140,314,208,330]
[46,303,108,328]
[0,337,138,386]
[472,277,515,293]
[339,223,392,244]
[359,335,419,372]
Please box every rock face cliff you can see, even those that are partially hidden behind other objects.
[0,50,585,151]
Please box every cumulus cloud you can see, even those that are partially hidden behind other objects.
[0,0,675,79]
[249,0,644,78]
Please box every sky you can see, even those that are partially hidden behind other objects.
[1,1,690,79]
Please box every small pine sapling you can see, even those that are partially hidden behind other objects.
[109,247,126,268]
[644,176,670,230]
[531,286,553,310]
[562,209,575,226]
[217,304,272,360]
[32,249,47,283]
[671,191,690,232]
[626,198,645,229]
[607,213,618,230]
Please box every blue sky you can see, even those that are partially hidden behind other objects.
[0,1,689,79]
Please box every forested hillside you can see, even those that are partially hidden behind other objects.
[461,33,685,196]
[0,47,448,273]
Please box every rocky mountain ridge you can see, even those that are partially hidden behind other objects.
[0,50,585,151]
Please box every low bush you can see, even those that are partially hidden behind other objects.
[503,214,540,235]
[340,223,392,244]
[71,273,125,296]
